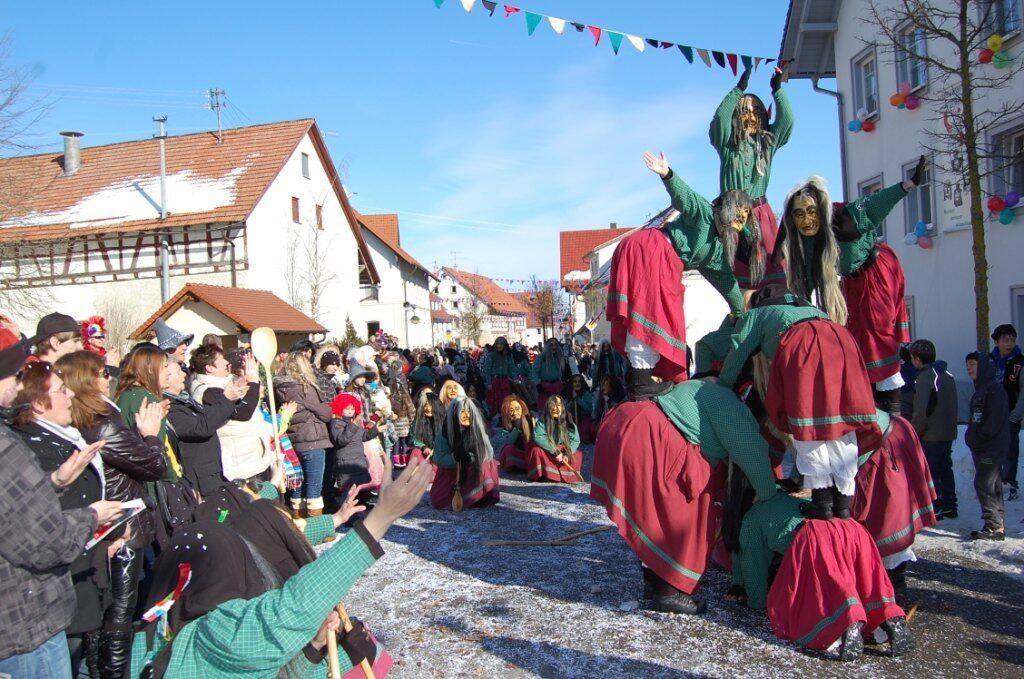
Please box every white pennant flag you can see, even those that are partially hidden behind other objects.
[626,35,646,52]
[548,16,566,34]
[460,0,476,12]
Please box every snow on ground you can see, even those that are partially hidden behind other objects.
[336,436,1023,678]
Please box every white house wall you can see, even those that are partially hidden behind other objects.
[352,229,433,348]
[832,0,1024,375]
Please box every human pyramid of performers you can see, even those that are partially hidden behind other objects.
[449,64,935,663]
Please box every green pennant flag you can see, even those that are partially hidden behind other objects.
[525,11,543,35]
[608,31,623,54]
[433,0,445,7]
[741,55,753,70]
[678,44,694,63]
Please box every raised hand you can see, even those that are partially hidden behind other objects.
[332,484,368,528]
[737,66,751,91]
[136,400,164,438]
[52,441,105,489]
[223,378,248,401]
[908,155,926,188]
[243,353,260,383]
[363,458,431,541]
[770,64,790,92]
[281,401,299,418]
[643,151,670,178]
[105,346,121,368]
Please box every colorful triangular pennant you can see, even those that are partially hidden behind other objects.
[678,44,693,63]
[741,55,753,70]
[588,25,602,45]
[460,0,475,12]
[548,16,566,34]
[433,0,445,7]
[481,0,497,14]
[627,34,646,52]
[525,11,543,35]
[608,31,623,54]
[712,51,726,68]
[571,22,585,32]
[660,41,674,49]
[645,38,659,48]
[697,48,712,67]
[754,57,763,70]
[504,4,520,17]
[727,53,738,74]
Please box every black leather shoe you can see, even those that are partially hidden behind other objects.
[881,616,911,656]
[645,592,707,615]
[970,527,1005,541]
[800,488,834,520]
[832,488,852,519]
[838,622,864,661]
[626,368,673,402]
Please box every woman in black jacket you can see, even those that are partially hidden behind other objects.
[12,361,110,678]
[57,350,168,678]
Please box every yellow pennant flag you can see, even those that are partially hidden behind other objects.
[626,34,646,52]
[548,16,566,34]
[460,0,476,12]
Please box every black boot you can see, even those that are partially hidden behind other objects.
[83,630,101,679]
[626,367,673,402]
[98,629,133,679]
[874,387,901,417]
[838,622,864,661]
[832,488,852,519]
[881,616,911,656]
[642,568,706,615]
[799,487,834,520]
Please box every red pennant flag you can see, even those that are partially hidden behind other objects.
[504,4,520,17]
[727,53,738,75]
[659,41,674,49]
[588,25,602,45]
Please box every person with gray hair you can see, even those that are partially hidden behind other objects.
[428,396,499,511]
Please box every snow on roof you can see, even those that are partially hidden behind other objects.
[563,269,591,282]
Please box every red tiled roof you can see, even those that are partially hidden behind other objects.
[559,227,632,286]
[432,307,457,323]
[129,283,327,340]
[0,119,379,282]
[353,210,431,275]
[510,292,546,329]
[442,267,529,317]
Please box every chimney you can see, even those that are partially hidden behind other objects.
[60,131,84,176]
[609,222,617,229]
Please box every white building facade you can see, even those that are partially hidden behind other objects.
[433,268,528,346]
[781,0,1024,369]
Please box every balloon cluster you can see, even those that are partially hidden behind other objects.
[889,81,920,110]
[988,191,1021,225]
[847,107,876,133]
[979,34,1013,69]
[904,221,933,249]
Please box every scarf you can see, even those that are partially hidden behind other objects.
[36,417,106,498]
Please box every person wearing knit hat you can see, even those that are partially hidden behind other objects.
[328,392,379,508]
[152,318,194,363]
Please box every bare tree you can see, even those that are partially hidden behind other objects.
[457,304,486,346]
[300,219,336,323]
[282,224,306,312]
[95,291,143,355]
[863,0,1024,350]
[526,276,557,339]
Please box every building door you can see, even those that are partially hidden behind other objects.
[367,321,380,340]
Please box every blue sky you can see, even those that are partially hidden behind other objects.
[3,0,841,283]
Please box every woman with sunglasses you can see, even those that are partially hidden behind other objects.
[56,350,167,678]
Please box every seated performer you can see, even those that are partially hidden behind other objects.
[438,379,466,411]
[853,409,938,594]
[779,158,925,412]
[408,389,443,460]
[718,285,881,520]
[591,379,778,615]
[734,493,910,661]
[483,336,518,416]
[430,396,500,510]
[710,65,794,289]
[130,460,431,678]
[530,338,569,411]
[529,395,584,484]
[564,374,598,444]
[610,152,752,400]
[496,394,535,471]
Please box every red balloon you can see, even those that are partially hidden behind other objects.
[988,196,1006,212]
[861,119,876,132]
[980,48,994,64]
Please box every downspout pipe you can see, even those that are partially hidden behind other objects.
[812,77,848,201]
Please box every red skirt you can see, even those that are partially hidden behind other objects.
[841,244,910,383]
[590,401,725,595]
[537,381,563,412]
[498,443,530,471]
[577,413,599,444]
[607,228,689,379]
[525,446,584,483]
[766,319,882,450]
[736,202,787,290]
[486,376,514,416]
[429,460,501,510]
[853,416,938,557]
[768,519,904,650]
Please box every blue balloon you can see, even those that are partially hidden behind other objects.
[847,120,862,132]
[914,221,928,237]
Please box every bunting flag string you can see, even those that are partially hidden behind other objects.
[430,0,775,71]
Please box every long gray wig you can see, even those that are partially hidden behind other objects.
[780,176,848,325]
[713,189,764,286]
[442,396,493,465]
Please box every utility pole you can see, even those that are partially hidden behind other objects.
[206,88,225,143]
[153,116,170,303]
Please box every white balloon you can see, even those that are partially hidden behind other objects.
[904,233,919,246]
[857,107,869,122]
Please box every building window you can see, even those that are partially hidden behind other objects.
[291,197,300,223]
[453,301,459,309]
[852,48,879,118]
[450,285,457,294]
[857,175,886,242]
[301,153,310,179]
[358,252,372,286]
[316,204,323,229]
[367,321,380,337]
[896,24,928,91]
[1012,286,1024,330]
[905,296,916,340]
[903,157,933,235]
[983,0,1022,36]
[991,125,1024,201]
